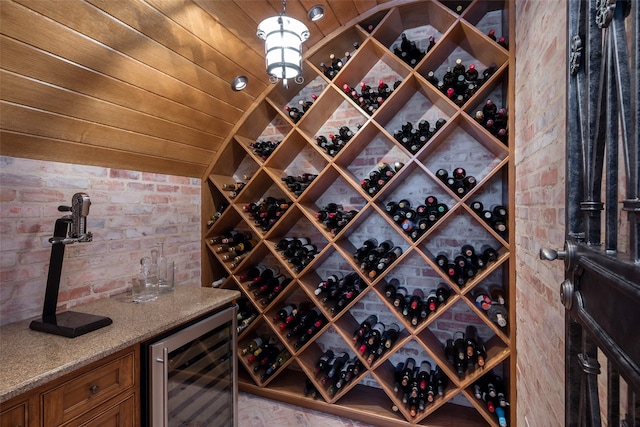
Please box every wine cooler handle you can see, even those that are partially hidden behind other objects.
[157,347,169,427]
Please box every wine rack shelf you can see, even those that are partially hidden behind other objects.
[202,1,515,426]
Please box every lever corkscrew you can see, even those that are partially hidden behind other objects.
[48,193,93,245]
[30,193,111,337]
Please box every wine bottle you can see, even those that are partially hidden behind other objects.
[304,378,318,399]
[495,407,508,427]
[382,323,400,349]
[384,277,399,300]
[436,282,451,303]
[408,288,424,312]
[442,67,455,87]
[257,266,282,285]
[473,288,492,310]
[330,282,362,314]
[488,303,508,327]
[481,245,499,263]
[366,321,385,347]
[490,285,506,305]
[237,313,257,333]
[453,331,467,378]
[465,325,478,358]
[425,288,438,313]
[315,349,334,375]
[220,230,251,245]
[393,362,405,393]
[238,265,267,282]
[250,139,281,160]
[396,199,411,211]
[434,365,448,397]
[483,99,498,119]
[426,369,437,402]
[273,303,296,323]
[242,336,263,355]
[285,105,301,123]
[392,207,407,224]
[435,252,449,270]
[453,58,466,76]
[286,308,320,338]
[445,262,465,287]
[262,349,291,379]
[352,314,377,343]
[401,357,416,387]
[475,336,488,367]
[417,360,432,392]
[354,238,378,261]
[294,314,326,349]
[253,345,280,372]
[369,245,402,278]
[333,358,358,390]
[452,167,466,180]
[408,366,421,398]
[454,254,468,269]
[393,286,408,308]
[325,352,349,381]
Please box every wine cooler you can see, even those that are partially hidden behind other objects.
[141,304,238,427]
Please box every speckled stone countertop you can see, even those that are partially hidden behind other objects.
[0,286,240,403]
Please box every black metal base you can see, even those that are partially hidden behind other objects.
[29,311,113,338]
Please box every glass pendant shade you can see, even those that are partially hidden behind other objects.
[257,15,309,81]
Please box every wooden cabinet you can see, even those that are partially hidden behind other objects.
[55,395,135,427]
[0,400,27,427]
[42,349,136,426]
[202,1,514,426]
[0,346,137,427]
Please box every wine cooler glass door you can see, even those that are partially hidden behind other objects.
[149,306,238,427]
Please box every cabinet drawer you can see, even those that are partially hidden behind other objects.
[0,401,27,427]
[60,394,135,427]
[42,351,135,426]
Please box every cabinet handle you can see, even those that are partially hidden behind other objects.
[89,385,100,394]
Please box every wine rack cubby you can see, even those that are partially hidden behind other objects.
[202,1,514,425]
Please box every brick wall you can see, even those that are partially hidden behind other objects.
[0,156,201,326]
[514,1,567,425]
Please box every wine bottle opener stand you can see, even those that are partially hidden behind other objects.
[30,193,113,338]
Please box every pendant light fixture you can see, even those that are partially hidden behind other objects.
[257,0,309,88]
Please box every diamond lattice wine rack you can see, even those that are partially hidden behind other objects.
[202,1,514,425]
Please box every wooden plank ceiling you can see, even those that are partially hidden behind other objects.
[0,0,391,178]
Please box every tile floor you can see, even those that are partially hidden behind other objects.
[238,392,379,427]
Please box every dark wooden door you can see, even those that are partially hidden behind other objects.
[540,0,640,425]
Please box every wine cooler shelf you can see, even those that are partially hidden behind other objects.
[202,1,514,426]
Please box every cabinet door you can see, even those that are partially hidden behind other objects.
[42,351,135,426]
[60,394,135,427]
[0,401,27,427]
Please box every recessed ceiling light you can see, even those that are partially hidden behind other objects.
[307,5,325,22]
[231,75,248,91]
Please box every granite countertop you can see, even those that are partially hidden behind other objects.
[0,286,240,403]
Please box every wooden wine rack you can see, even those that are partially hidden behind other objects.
[202,1,515,426]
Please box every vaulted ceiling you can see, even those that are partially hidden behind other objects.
[0,0,395,177]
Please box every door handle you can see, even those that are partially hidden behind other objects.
[539,247,566,261]
[559,279,575,310]
[540,241,578,310]
[539,240,577,271]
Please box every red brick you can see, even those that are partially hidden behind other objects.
[110,169,140,180]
